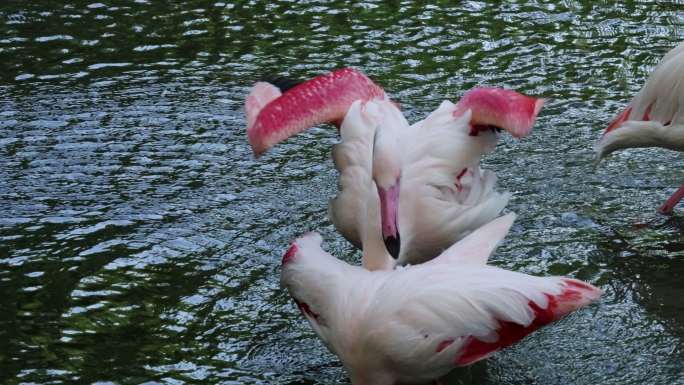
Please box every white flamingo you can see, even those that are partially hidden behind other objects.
[281,214,602,385]
[595,41,684,214]
[247,68,544,269]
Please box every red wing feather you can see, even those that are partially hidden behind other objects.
[246,68,386,156]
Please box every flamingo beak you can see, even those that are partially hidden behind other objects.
[377,181,401,260]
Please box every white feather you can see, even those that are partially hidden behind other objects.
[331,99,512,269]
[425,212,516,266]
[596,41,684,159]
[281,230,602,385]
[594,41,684,213]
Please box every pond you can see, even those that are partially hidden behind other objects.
[1,1,683,384]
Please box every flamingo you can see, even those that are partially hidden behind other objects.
[246,68,544,270]
[281,214,602,385]
[595,41,684,214]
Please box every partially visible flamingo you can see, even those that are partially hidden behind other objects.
[595,41,684,214]
[281,214,602,385]
[246,68,544,269]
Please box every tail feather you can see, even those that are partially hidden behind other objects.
[429,213,516,266]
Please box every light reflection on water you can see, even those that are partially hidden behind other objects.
[0,1,683,384]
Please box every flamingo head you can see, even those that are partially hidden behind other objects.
[280,232,344,338]
[372,127,403,260]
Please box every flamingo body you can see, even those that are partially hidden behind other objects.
[281,215,602,385]
[331,98,516,269]
[595,42,684,214]
[246,68,544,268]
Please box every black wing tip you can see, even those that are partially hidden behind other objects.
[260,76,302,93]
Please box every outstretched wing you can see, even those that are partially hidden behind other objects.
[398,89,543,265]
[246,68,391,257]
[363,264,601,380]
[245,68,386,155]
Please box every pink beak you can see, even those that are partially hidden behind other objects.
[377,181,401,260]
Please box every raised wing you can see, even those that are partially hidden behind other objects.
[364,265,601,379]
[453,87,545,138]
[245,68,386,155]
[404,88,543,175]
[398,88,543,265]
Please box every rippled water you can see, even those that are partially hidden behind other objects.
[1,1,684,384]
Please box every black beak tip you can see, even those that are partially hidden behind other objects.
[384,235,400,260]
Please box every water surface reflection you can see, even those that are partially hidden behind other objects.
[1,1,683,384]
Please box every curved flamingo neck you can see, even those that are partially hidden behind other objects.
[361,192,395,271]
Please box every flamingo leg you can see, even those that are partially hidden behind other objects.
[658,183,684,215]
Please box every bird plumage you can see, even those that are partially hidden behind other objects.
[246,68,543,267]
[330,98,514,269]
[595,41,684,213]
[281,215,602,385]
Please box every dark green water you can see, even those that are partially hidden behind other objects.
[1,1,683,384]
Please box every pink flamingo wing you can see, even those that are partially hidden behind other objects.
[246,68,386,156]
[453,88,545,138]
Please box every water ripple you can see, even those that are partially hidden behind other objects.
[1,1,683,384]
